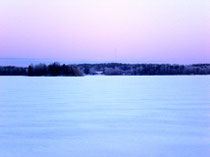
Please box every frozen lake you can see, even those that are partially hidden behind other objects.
[0,76,209,157]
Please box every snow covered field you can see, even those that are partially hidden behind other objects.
[0,76,209,157]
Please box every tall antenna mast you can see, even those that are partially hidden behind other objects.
[114,48,118,62]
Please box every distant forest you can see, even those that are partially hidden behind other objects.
[0,62,210,76]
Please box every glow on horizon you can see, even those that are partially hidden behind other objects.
[0,0,209,64]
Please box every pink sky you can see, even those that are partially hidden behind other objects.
[0,0,209,64]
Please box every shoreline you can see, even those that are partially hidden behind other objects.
[1,63,210,76]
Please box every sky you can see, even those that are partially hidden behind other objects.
[0,0,209,65]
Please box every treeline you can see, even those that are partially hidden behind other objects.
[78,63,210,75]
[28,63,82,76]
[0,66,27,75]
[0,63,210,76]
[0,62,82,76]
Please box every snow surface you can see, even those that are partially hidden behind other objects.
[0,76,209,157]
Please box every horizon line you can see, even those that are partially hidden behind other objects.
[0,57,210,65]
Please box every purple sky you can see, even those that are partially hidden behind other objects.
[0,0,209,65]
